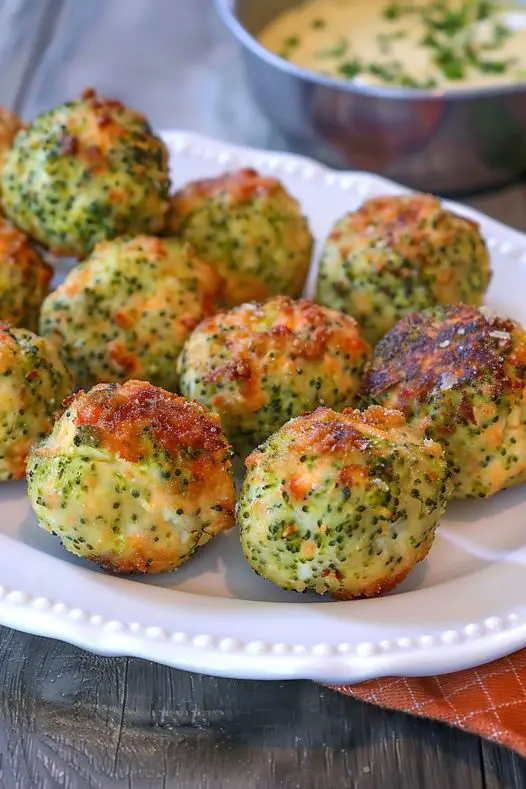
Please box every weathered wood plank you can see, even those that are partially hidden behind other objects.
[0,629,129,788]
[481,740,526,789]
[0,629,488,789]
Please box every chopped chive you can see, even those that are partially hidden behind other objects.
[383,3,402,20]
[314,37,349,58]
[377,30,407,53]
[368,60,406,82]
[477,58,512,73]
[338,59,362,78]
[484,22,512,49]
[440,57,465,80]
[475,0,494,20]
[420,31,439,47]
[283,35,300,48]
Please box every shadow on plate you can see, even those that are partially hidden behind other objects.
[12,480,526,606]
[445,483,526,523]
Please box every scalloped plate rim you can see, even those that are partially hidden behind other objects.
[0,129,523,682]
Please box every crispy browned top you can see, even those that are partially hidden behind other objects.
[198,297,369,414]
[202,296,369,382]
[0,215,52,286]
[352,404,407,429]
[73,380,230,463]
[171,168,284,215]
[252,405,406,461]
[80,87,128,114]
[304,409,373,455]
[363,304,526,409]
[52,88,165,179]
[329,193,481,261]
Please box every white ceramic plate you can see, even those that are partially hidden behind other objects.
[2,131,526,683]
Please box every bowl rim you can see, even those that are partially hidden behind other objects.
[215,0,526,102]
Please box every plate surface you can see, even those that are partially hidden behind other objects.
[2,131,526,682]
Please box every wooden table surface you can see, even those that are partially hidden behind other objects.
[0,1,525,787]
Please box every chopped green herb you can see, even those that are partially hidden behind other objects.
[419,77,439,88]
[434,48,466,79]
[487,22,512,49]
[383,3,402,20]
[310,18,326,29]
[279,34,302,61]
[377,30,407,53]
[465,43,480,66]
[314,37,349,58]
[338,59,362,78]
[369,63,395,81]
[475,0,494,20]
[383,2,416,20]
[283,35,300,48]
[368,61,403,82]
[477,57,513,73]
[424,7,469,36]
[399,74,439,88]
[420,31,439,48]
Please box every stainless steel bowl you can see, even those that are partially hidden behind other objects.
[216,0,526,194]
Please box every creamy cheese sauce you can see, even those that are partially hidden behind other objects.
[259,0,526,89]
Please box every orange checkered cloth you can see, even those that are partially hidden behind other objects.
[331,649,526,755]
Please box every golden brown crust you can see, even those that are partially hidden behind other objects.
[3,91,169,257]
[56,91,151,172]
[170,168,284,222]
[202,295,369,382]
[246,405,421,464]
[0,108,23,159]
[363,304,525,410]
[329,193,480,263]
[246,405,407,463]
[73,380,231,464]
[299,409,377,455]
[330,538,432,599]
[86,540,202,575]
[0,215,52,289]
[338,463,370,487]
[344,404,406,429]
[193,297,370,420]
[43,236,223,390]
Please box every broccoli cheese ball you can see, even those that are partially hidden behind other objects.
[316,194,491,346]
[178,296,371,456]
[362,304,526,499]
[166,168,313,306]
[0,108,23,189]
[0,322,72,480]
[0,215,52,331]
[1,88,170,257]
[27,380,236,574]
[239,406,450,599]
[40,235,222,391]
